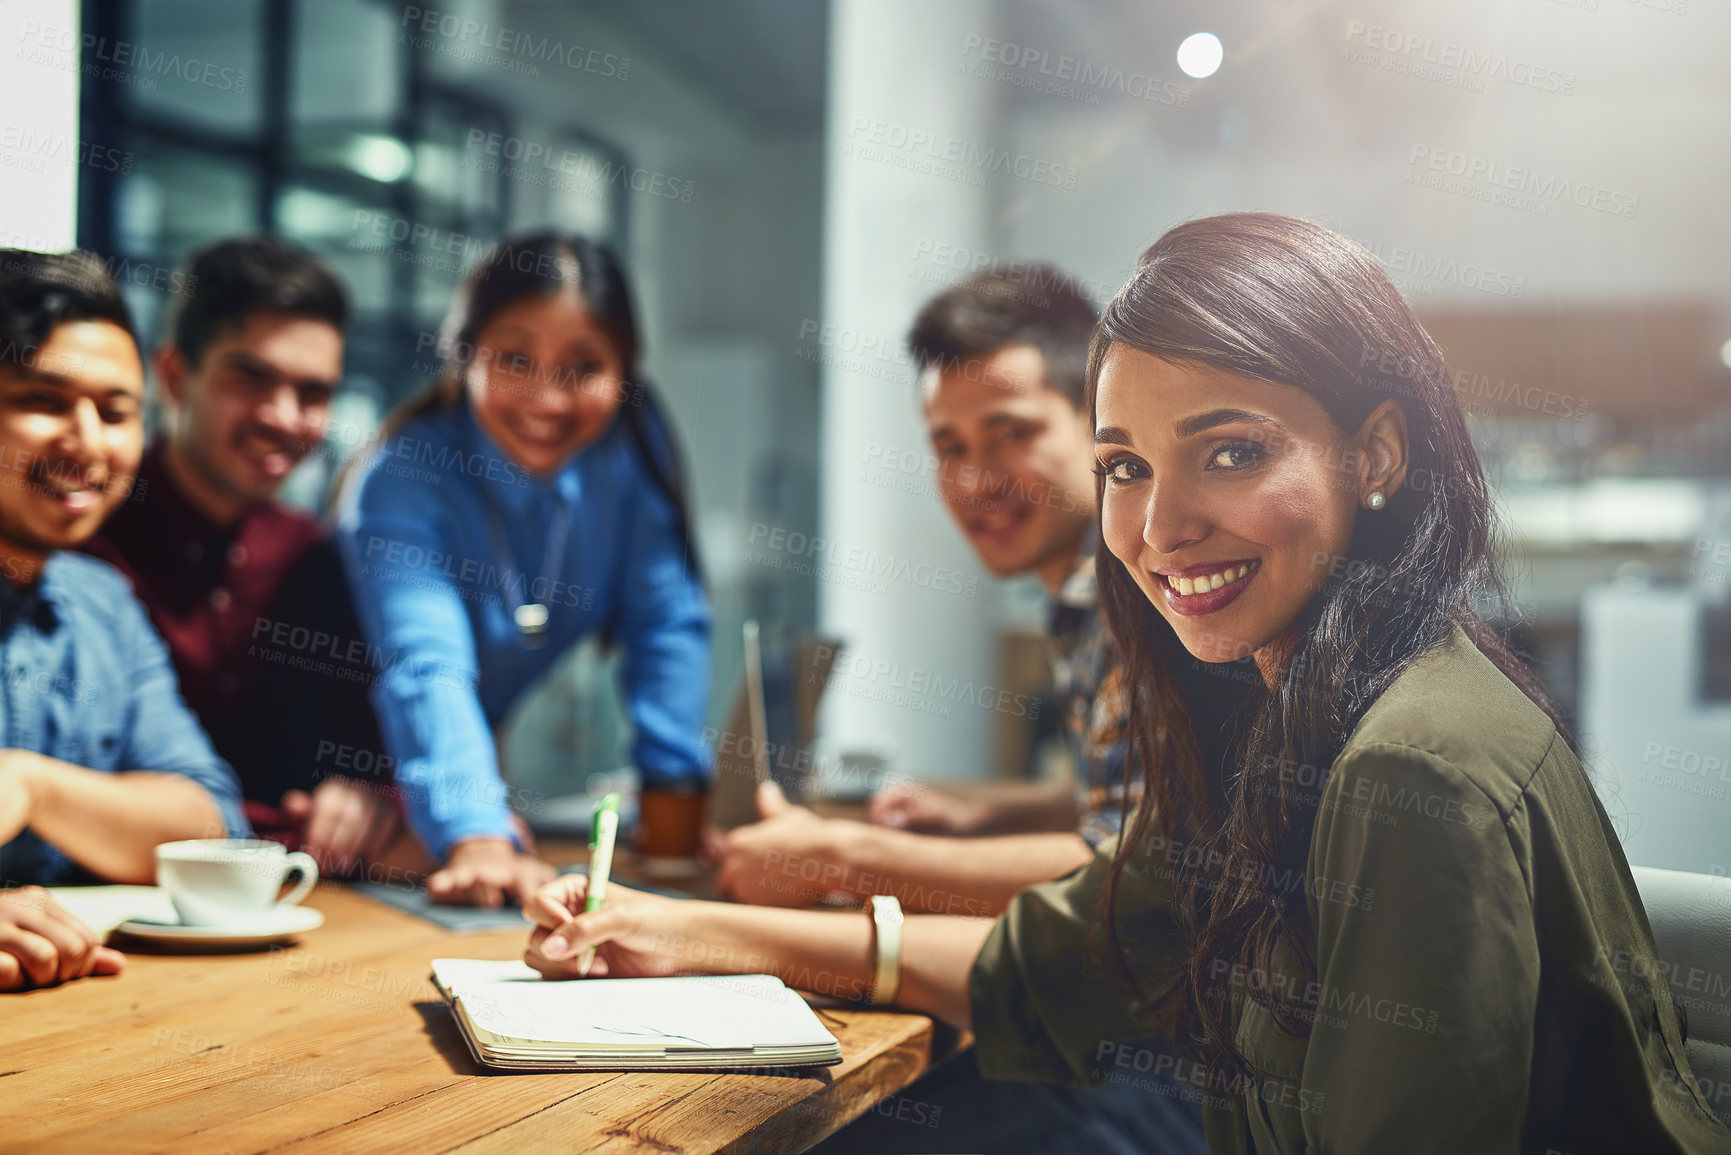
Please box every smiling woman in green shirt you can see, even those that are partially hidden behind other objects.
[521,213,1731,1154]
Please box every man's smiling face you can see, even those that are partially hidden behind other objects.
[0,319,145,577]
[923,344,1097,591]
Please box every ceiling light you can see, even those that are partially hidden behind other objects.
[1177,32,1223,79]
[348,135,413,183]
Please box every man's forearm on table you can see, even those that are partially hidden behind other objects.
[27,758,227,883]
[968,780,1080,834]
[830,825,1091,916]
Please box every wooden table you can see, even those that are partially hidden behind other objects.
[2,881,959,1154]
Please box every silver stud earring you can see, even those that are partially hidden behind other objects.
[1366,491,1386,511]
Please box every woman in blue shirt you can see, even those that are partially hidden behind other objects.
[337,233,710,906]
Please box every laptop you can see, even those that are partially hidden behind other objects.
[526,624,842,838]
[706,623,843,830]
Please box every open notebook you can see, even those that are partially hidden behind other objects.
[430,959,843,1071]
[47,886,177,936]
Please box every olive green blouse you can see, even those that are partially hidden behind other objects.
[970,625,1731,1154]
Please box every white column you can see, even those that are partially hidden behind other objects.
[0,0,82,250]
[817,0,999,780]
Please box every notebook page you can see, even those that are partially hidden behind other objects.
[431,960,838,1051]
[47,886,178,937]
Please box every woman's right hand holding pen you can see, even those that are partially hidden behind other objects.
[524,875,690,979]
[524,872,990,1028]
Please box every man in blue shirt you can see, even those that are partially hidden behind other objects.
[0,249,249,991]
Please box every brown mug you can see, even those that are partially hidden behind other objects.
[636,784,708,869]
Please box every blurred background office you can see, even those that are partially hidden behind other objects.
[3,0,1727,872]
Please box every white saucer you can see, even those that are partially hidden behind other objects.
[115,905,325,947]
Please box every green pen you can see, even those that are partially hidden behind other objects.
[577,792,621,977]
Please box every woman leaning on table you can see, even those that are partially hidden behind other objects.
[335,232,710,907]
[520,213,1731,1153]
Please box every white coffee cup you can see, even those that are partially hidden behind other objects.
[155,839,319,927]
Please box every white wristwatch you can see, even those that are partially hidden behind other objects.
[868,894,904,1005]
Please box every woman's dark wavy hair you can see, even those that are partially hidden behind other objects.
[343,231,700,578]
[1091,213,1573,1071]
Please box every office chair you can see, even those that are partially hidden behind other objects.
[1633,865,1731,1124]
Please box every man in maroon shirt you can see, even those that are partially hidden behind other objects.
[86,237,430,882]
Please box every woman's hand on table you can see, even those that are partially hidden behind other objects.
[524,874,690,979]
[428,837,557,907]
[0,887,125,991]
